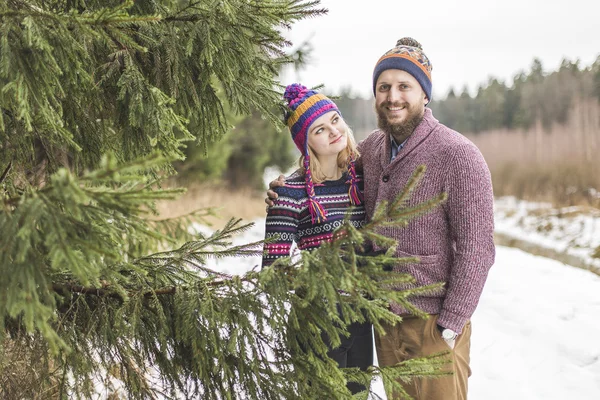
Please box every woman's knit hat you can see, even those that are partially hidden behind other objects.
[283,83,362,224]
[372,37,433,103]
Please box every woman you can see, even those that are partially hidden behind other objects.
[262,83,371,394]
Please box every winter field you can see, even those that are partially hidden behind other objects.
[199,196,600,400]
[494,197,600,274]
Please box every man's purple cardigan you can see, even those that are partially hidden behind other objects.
[358,108,495,334]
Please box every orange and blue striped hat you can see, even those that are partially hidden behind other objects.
[283,84,362,224]
[373,37,433,103]
[284,83,340,153]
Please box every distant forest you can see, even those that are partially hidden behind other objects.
[335,56,600,137]
[432,57,600,134]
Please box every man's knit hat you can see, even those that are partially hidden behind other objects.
[372,37,433,103]
[283,83,362,224]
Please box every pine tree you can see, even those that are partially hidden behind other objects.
[1,1,449,399]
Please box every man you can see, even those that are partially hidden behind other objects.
[267,37,495,399]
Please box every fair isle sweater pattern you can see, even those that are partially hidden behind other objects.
[262,173,366,267]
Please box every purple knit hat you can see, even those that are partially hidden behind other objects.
[283,83,362,224]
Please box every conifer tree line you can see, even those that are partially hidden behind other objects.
[176,107,296,189]
[1,1,449,398]
[329,57,600,141]
[431,57,600,134]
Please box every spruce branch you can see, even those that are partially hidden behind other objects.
[364,164,448,233]
[0,161,11,184]
[50,276,252,300]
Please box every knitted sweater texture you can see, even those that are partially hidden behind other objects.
[358,108,495,333]
[262,173,366,267]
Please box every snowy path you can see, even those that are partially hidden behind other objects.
[468,246,600,400]
[208,220,600,399]
[366,246,600,400]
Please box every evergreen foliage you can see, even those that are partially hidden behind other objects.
[0,0,319,179]
[175,44,318,188]
[223,108,295,188]
[177,107,296,189]
[1,1,451,398]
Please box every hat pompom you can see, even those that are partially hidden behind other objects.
[284,83,309,106]
[396,37,422,49]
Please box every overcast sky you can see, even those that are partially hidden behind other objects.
[280,0,600,100]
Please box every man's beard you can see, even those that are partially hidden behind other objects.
[376,102,424,141]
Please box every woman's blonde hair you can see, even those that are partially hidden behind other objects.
[298,126,360,184]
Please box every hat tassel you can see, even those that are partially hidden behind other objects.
[347,158,363,206]
[308,196,327,225]
[304,161,327,224]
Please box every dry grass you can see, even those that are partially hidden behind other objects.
[467,98,600,208]
[155,182,268,228]
[490,161,600,207]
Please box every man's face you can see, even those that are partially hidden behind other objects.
[374,69,428,137]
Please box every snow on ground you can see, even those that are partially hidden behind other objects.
[201,201,600,399]
[469,246,600,400]
[494,196,600,270]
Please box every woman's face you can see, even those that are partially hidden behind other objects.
[306,111,348,158]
